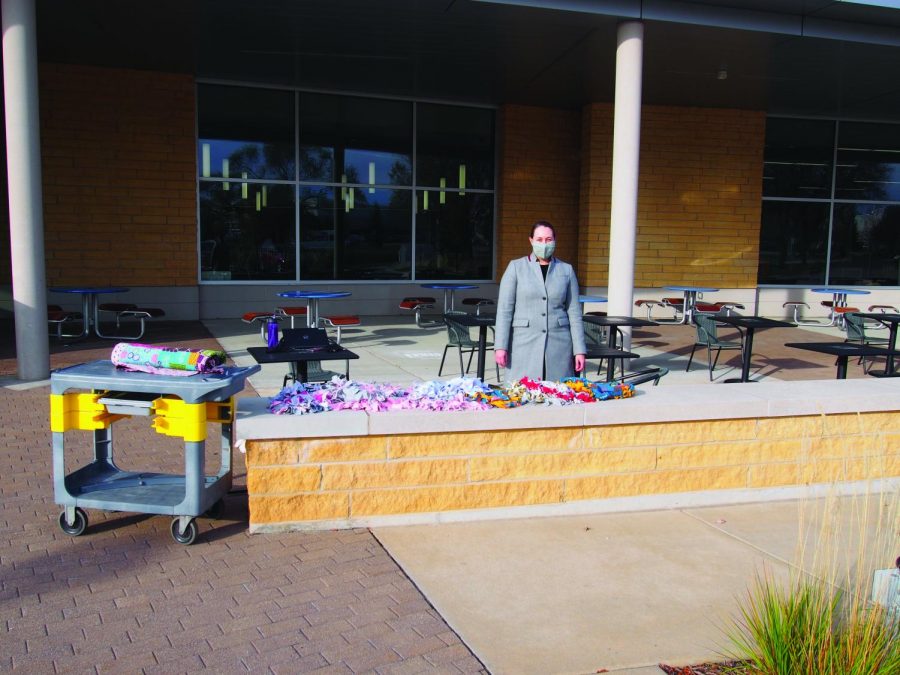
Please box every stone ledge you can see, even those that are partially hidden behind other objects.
[235,378,900,442]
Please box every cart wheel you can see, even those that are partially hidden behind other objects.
[58,508,88,536]
[170,518,198,545]
[204,498,225,520]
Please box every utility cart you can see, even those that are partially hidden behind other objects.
[50,360,259,545]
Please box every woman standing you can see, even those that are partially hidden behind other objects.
[494,221,586,382]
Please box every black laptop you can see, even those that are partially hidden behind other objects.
[274,328,336,353]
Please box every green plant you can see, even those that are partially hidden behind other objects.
[722,490,900,674]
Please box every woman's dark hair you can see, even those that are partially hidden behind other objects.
[530,220,556,237]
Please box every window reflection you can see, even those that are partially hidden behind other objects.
[417,103,494,190]
[198,85,295,180]
[835,122,900,201]
[416,191,493,279]
[762,118,834,199]
[198,86,495,282]
[829,204,900,286]
[199,182,295,281]
[757,201,829,285]
[299,93,412,186]
[299,187,411,280]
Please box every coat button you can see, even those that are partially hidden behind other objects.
[541,312,546,317]
[542,329,546,333]
[542,297,546,301]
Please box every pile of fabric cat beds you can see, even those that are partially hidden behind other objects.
[268,375,634,415]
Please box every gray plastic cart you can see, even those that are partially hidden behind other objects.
[50,360,259,544]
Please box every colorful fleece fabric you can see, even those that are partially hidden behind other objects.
[111,342,227,376]
[268,376,633,415]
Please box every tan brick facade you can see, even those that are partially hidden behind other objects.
[245,411,900,527]
[39,64,196,287]
[496,104,582,275]
[500,102,765,289]
[20,65,764,293]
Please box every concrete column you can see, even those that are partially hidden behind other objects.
[3,0,50,380]
[608,21,643,330]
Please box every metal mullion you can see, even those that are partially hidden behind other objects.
[411,102,418,281]
[824,120,840,284]
[295,90,301,283]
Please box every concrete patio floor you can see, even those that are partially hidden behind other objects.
[206,314,862,397]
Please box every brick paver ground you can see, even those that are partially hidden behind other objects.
[0,320,486,674]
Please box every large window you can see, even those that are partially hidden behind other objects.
[198,85,495,282]
[759,118,900,286]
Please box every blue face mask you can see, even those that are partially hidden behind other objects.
[532,242,556,261]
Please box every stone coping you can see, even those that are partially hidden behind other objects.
[234,378,900,442]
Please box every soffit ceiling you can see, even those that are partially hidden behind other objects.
[34,0,900,121]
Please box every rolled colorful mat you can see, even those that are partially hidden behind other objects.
[110,342,227,376]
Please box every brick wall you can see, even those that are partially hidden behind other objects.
[635,106,765,288]
[578,103,614,286]
[496,105,582,280]
[40,64,197,287]
[245,411,900,528]
[578,104,765,288]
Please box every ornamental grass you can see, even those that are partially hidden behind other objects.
[721,486,900,675]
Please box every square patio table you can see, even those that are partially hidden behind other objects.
[248,345,359,386]
[712,315,795,383]
[444,312,495,382]
[583,345,641,382]
[582,315,658,380]
[785,342,896,379]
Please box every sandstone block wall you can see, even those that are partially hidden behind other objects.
[244,411,900,530]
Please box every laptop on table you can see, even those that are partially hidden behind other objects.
[272,327,339,353]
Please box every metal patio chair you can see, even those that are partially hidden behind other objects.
[686,313,744,380]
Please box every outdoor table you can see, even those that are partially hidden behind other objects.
[278,290,351,328]
[854,312,900,376]
[421,283,478,313]
[785,342,896,379]
[582,315,658,380]
[811,288,870,326]
[583,345,640,382]
[247,344,359,385]
[49,286,130,338]
[444,312,495,382]
[663,286,719,325]
[712,315,795,383]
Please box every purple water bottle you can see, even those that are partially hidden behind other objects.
[266,318,279,349]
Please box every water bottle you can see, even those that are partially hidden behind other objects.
[266,318,279,349]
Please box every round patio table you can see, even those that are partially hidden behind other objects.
[811,288,870,326]
[420,283,478,313]
[278,290,351,328]
[663,286,718,324]
[49,287,130,338]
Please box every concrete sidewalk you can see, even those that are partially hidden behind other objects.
[373,492,896,674]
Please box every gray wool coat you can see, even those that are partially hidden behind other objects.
[493,254,586,383]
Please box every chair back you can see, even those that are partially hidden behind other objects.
[444,311,475,347]
[694,314,722,346]
[583,321,606,347]
[843,312,867,342]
